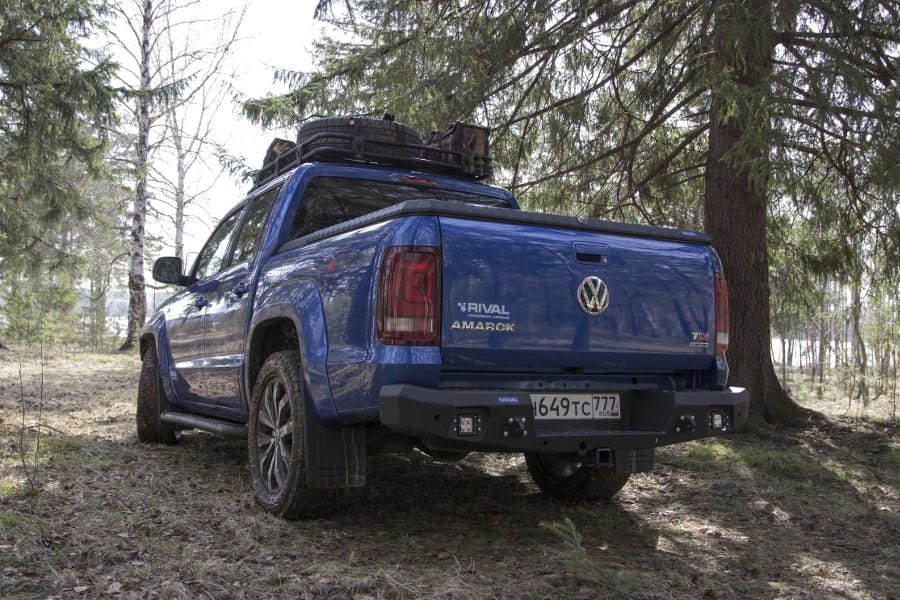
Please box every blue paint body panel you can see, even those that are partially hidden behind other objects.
[440,218,717,374]
[141,160,731,430]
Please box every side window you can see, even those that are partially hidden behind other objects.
[290,179,344,239]
[291,177,400,239]
[193,211,241,280]
[231,186,280,265]
[288,177,508,241]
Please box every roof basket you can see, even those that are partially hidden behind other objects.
[252,116,492,189]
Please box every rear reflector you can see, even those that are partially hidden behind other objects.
[378,247,441,345]
[714,272,729,355]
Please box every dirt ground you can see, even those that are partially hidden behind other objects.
[0,351,897,599]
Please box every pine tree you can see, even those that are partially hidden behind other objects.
[0,0,117,348]
[0,0,117,266]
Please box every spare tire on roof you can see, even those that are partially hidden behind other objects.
[296,115,422,160]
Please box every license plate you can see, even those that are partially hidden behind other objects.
[530,393,621,420]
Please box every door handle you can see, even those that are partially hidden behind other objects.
[574,242,609,265]
[231,282,249,297]
[194,297,208,308]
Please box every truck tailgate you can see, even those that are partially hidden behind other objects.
[440,216,717,373]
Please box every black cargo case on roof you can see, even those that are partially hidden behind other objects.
[253,116,493,190]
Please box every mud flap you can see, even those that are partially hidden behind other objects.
[304,419,367,489]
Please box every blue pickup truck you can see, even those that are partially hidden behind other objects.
[140,115,749,518]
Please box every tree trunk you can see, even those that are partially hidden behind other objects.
[703,0,804,426]
[889,296,897,394]
[787,337,794,381]
[850,276,868,405]
[892,297,898,421]
[818,301,826,390]
[120,0,154,352]
[171,111,186,262]
[780,337,787,387]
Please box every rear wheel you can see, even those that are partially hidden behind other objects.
[524,452,630,500]
[248,350,340,519]
[136,345,181,444]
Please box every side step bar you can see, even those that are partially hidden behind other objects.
[160,411,247,439]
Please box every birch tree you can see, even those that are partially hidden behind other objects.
[153,5,244,261]
[109,0,243,350]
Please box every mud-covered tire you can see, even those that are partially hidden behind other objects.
[136,345,181,444]
[524,452,630,500]
[296,115,422,160]
[247,350,340,519]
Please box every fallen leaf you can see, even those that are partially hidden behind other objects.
[104,581,122,594]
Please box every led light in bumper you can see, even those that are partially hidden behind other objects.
[709,410,729,432]
[456,414,479,436]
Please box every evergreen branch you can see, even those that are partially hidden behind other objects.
[617,123,709,207]
[777,30,900,45]
[780,98,899,124]
[504,0,703,128]
[778,36,898,85]
[514,83,704,191]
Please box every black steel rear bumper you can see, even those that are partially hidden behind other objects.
[379,385,750,454]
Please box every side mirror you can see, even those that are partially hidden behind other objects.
[152,256,189,286]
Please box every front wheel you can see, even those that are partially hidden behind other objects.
[136,345,180,444]
[247,351,340,519]
[524,452,630,500]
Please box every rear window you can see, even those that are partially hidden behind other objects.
[290,177,508,239]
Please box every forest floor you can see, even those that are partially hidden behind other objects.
[0,350,897,599]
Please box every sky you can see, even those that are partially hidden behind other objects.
[151,0,325,260]
[217,0,322,155]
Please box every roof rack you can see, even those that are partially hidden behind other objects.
[252,120,492,190]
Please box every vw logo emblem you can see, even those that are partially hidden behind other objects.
[577,276,610,316]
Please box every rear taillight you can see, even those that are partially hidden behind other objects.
[378,247,441,345]
[714,272,729,355]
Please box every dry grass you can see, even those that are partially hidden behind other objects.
[780,370,899,423]
[1,350,898,599]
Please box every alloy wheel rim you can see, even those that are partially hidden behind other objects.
[256,377,293,493]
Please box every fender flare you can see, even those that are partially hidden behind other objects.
[246,283,339,423]
[139,316,180,407]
